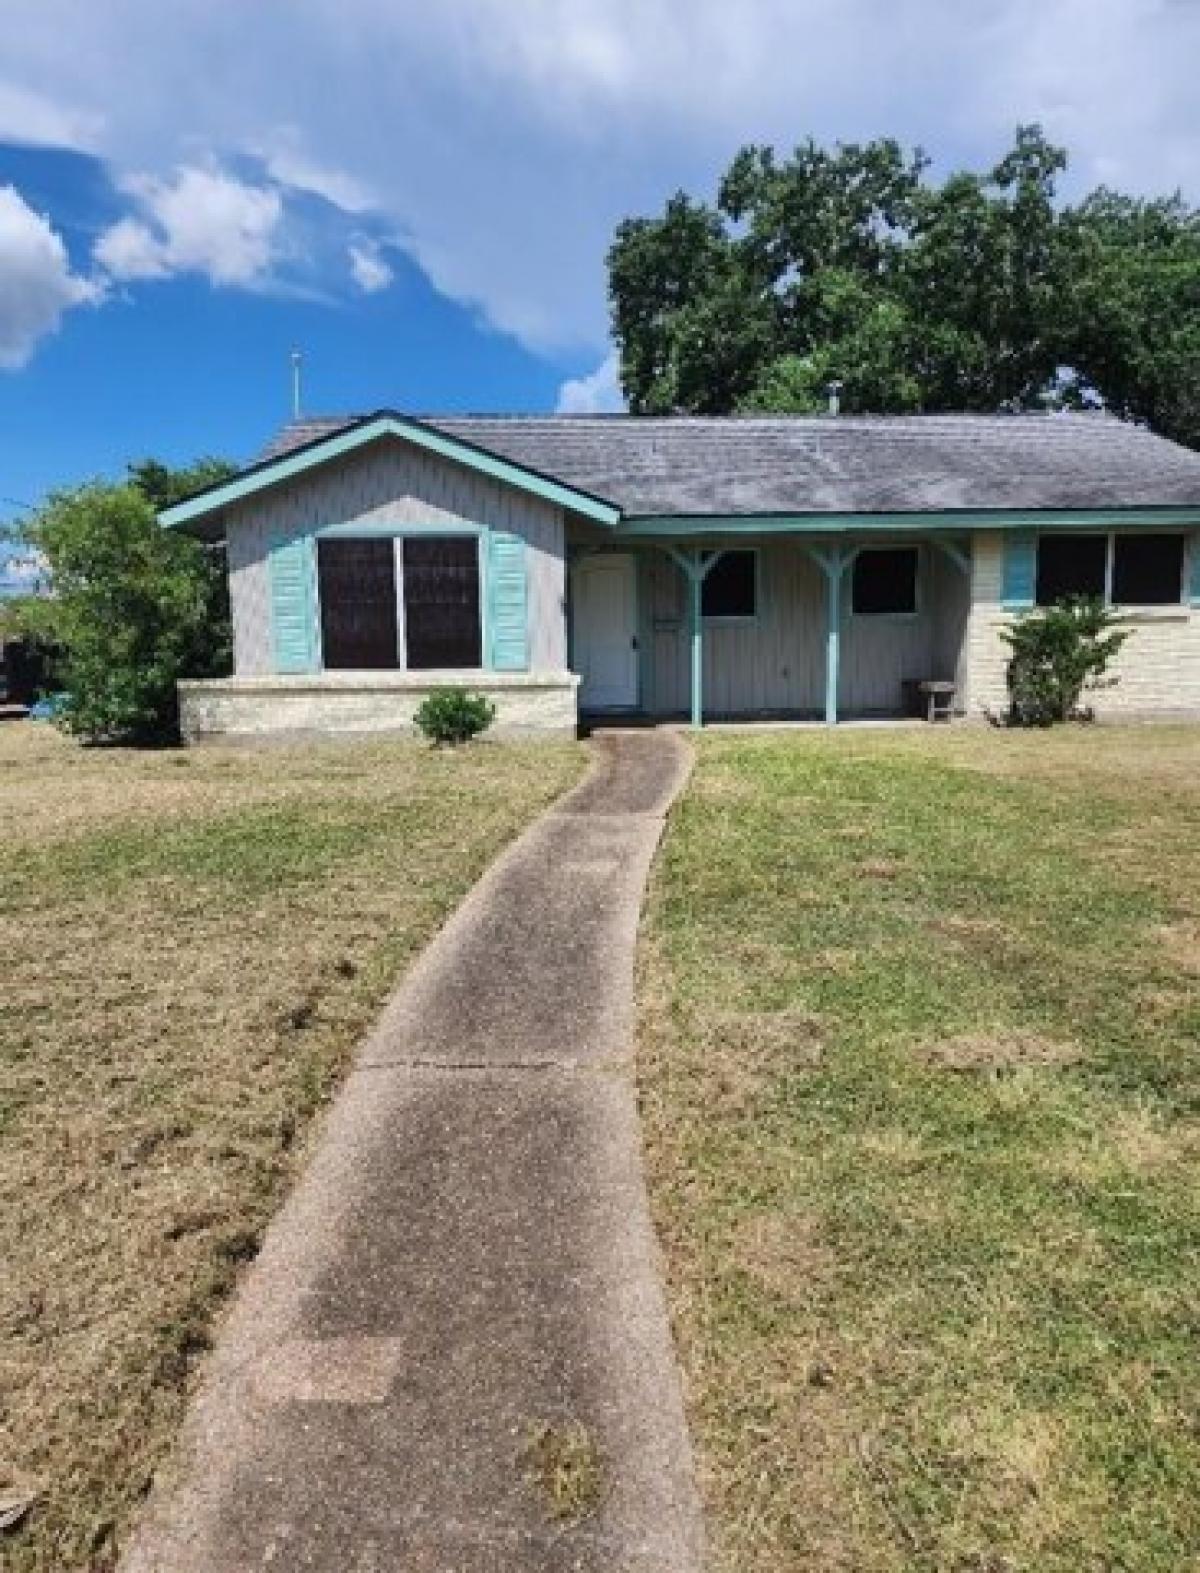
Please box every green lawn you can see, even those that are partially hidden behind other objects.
[639,726,1200,1572]
[0,723,584,1572]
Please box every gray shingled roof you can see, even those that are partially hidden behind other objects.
[260,411,1200,516]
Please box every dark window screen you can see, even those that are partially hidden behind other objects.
[701,551,756,617]
[403,537,482,669]
[1036,534,1106,605]
[1112,534,1183,605]
[317,538,398,669]
[852,548,917,614]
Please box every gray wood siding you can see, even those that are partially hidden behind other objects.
[224,441,567,675]
[639,543,959,716]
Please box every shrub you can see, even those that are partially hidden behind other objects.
[22,460,233,745]
[413,688,496,745]
[1002,596,1130,726]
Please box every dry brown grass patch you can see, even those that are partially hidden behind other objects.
[733,1210,832,1300]
[1154,920,1200,976]
[918,1029,1083,1073]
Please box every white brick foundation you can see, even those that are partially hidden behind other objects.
[179,671,580,743]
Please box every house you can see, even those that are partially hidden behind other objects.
[161,409,1200,739]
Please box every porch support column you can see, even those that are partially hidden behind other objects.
[667,547,723,729]
[807,545,854,726]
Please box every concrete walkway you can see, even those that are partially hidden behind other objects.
[123,730,704,1573]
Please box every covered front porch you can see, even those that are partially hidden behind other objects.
[568,531,972,726]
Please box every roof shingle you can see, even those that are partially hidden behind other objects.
[259,410,1200,516]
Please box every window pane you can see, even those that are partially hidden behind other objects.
[317,538,398,669]
[1112,534,1184,605]
[1036,534,1106,605]
[702,551,756,618]
[403,537,481,669]
[852,548,917,615]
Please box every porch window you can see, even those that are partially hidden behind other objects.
[702,550,757,618]
[402,536,482,668]
[852,548,918,615]
[1036,532,1185,607]
[317,538,399,669]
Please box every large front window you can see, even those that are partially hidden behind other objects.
[1036,532,1184,607]
[402,537,482,668]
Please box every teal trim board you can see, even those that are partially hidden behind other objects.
[616,506,1200,539]
[268,534,320,673]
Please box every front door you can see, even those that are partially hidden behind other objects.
[573,553,638,709]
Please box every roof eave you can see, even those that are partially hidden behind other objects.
[615,505,1200,538]
[158,411,623,530]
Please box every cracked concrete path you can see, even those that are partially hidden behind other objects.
[123,729,704,1573]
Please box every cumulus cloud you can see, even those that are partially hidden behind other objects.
[556,350,625,414]
[348,237,393,293]
[2,1,1200,354]
[0,185,100,368]
[94,164,283,287]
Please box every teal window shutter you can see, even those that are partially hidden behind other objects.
[1190,534,1200,608]
[268,534,320,673]
[485,530,529,670]
[1002,531,1037,610]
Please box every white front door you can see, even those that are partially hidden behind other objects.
[573,553,639,709]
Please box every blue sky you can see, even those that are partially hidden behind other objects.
[2,0,1199,583]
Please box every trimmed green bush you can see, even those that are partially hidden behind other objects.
[413,688,496,745]
[1003,596,1130,726]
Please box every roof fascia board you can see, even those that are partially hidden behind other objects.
[616,506,1200,538]
[159,414,622,529]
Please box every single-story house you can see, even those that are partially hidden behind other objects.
[161,409,1200,739]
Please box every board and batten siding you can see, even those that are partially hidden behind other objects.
[639,543,961,716]
[224,440,567,676]
[966,529,1200,717]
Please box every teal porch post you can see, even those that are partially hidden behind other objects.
[667,547,724,728]
[808,546,854,726]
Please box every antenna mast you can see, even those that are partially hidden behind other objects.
[290,349,303,421]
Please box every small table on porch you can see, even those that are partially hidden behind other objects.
[903,679,956,723]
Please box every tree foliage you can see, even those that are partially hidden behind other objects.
[608,126,1200,448]
[21,457,234,743]
[1002,598,1130,726]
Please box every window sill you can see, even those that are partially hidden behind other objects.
[1112,606,1192,624]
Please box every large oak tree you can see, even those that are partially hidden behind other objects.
[608,126,1200,449]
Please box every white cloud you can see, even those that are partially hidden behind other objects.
[3,1,1200,354]
[256,128,376,213]
[0,80,103,151]
[95,164,284,287]
[556,350,625,414]
[348,237,393,293]
[0,185,100,369]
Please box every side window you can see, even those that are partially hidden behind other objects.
[852,548,918,615]
[1111,534,1184,606]
[702,551,757,618]
[1035,535,1106,605]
